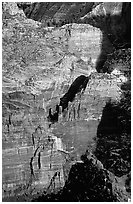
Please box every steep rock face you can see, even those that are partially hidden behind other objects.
[81,2,131,48]
[2,3,102,200]
[19,2,131,74]
[17,2,94,24]
[93,46,131,182]
[32,153,129,202]
[2,2,130,202]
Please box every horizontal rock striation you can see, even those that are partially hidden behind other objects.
[2,2,130,202]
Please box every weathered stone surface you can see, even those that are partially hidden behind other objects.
[17,2,94,23]
[32,153,130,202]
[2,2,25,16]
[2,2,130,202]
[80,2,131,72]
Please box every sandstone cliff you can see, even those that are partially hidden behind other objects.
[2,2,130,202]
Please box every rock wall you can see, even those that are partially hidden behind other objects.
[2,2,131,202]
[18,2,131,74]
[32,152,130,202]
[80,2,131,72]
[17,2,94,24]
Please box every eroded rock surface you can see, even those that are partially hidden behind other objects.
[2,2,131,202]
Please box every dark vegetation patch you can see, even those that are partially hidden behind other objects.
[32,85,131,201]
[91,3,131,73]
[103,48,131,74]
[95,87,131,177]
[32,153,121,202]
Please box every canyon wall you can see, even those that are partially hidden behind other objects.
[2,2,130,201]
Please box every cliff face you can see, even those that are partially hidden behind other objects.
[18,2,131,74]
[80,2,131,72]
[2,2,130,202]
[80,2,131,47]
[17,2,94,24]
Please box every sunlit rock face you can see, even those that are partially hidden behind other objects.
[2,2,26,16]
[17,2,131,74]
[2,3,102,200]
[2,2,130,202]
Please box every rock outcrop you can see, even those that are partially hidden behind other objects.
[59,75,89,111]
[32,153,130,202]
[17,2,131,74]
[2,2,131,202]
[17,2,94,24]
[80,2,131,72]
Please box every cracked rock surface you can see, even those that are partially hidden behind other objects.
[2,2,130,202]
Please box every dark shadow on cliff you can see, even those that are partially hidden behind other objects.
[17,2,94,25]
[32,156,116,202]
[94,81,131,177]
[47,75,89,124]
[94,2,131,72]
[59,75,89,111]
[32,78,131,202]
[80,2,131,73]
[59,157,115,201]
[17,2,131,74]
